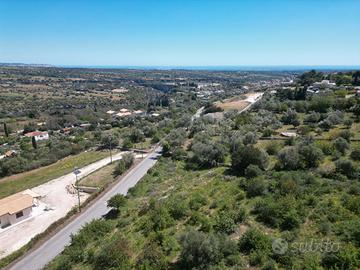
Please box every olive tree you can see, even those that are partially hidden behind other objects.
[231,144,268,175]
[189,140,226,168]
[277,146,302,170]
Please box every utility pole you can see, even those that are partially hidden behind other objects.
[141,142,144,159]
[109,136,113,164]
[73,167,81,212]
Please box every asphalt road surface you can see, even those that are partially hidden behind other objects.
[0,150,135,259]
[9,147,162,270]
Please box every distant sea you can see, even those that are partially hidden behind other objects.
[1,63,359,72]
[57,65,360,72]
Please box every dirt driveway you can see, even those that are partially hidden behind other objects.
[0,151,135,258]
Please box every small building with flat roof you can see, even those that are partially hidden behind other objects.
[24,131,49,142]
[0,190,38,228]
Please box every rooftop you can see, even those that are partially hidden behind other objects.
[24,131,48,137]
[0,191,35,217]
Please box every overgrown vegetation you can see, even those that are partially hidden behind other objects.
[1,68,359,269]
[44,70,360,270]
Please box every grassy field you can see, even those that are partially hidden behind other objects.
[0,151,109,199]
[134,138,152,149]
[215,97,250,111]
[78,162,117,188]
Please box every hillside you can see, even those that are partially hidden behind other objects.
[45,72,360,270]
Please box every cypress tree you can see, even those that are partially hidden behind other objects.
[32,136,37,149]
[3,123,9,137]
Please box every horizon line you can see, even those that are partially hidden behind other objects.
[1,62,360,71]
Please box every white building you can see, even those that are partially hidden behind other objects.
[133,110,144,115]
[24,131,49,142]
[116,111,132,117]
[106,110,116,115]
[0,191,35,228]
[313,80,336,88]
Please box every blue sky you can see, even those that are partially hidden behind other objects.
[0,0,359,66]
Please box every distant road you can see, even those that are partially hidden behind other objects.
[191,106,204,121]
[9,147,162,270]
[239,92,263,113]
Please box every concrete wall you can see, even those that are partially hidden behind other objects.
[0,214,10,228]
[0,207,32,228]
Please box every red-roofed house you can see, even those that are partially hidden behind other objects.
[24,131,49,141]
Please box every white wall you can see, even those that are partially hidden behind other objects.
[0,214,10,228]
[1,207,32,228]
[35,133,49,141]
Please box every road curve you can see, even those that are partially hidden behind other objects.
[9,147,162,270]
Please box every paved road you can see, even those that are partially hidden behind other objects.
[239,92,263,113]
[0,151,134,259]
[9,147,162,270]
[191,106,204,122]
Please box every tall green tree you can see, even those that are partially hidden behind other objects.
[31,136,37,149]
[231,144,269,175]
[3,123,9,137]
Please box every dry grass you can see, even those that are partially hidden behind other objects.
[215,97,250,111]
[78,162,117,188]
[351,122,360,139]
[0,151,109,199]
[214,92,262,111]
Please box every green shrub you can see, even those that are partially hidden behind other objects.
[129,128,145,143]
[335,158,356,178]
[189,193,208,210]
[315,141,334,155]
[249,250,268,266]
[167,195,189,220]
[172,147,187,160]
[107,194,127,210]
[333,137,350,155]
[179,230,237,270]
[114,153,134,175]
[94,236,132,270]
[245,164,263,178]
[254,197,301,230]
[188,140,226,168]
[265,141,282,155]
[262,128,273,137]
[122,137,133,150]
[136,242,168,270]
[350,147,360,161]
[63,220,113,264]
[281,209,301,231]
[261,260,279,270]
[322,244,360,270]
[298,144,323,168]
[246,177,267,198]
[214,211,236,234]
[232,204,247,223]
[343,196,360,215]
[232,144,269,175]
[149,203,174,232]
[238,228,271,254]
[277,146,303,170]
